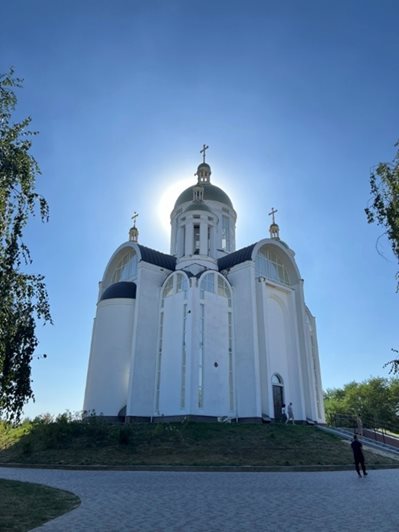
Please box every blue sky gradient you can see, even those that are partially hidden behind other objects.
[1,0,398,418]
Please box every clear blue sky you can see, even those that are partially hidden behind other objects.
[1,0,398,419]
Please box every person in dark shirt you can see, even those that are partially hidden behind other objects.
[351,434,368,477]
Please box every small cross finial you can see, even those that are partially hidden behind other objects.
[200,144,209,163]
[129,212,139,242]
[131,211,138,227]
[268,207,278,225]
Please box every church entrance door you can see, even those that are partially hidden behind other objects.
[271,374,284,421]
[272,385,283,420]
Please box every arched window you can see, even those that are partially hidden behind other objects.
[111,250,138,284]
[161,272,189,301]
[200,272,215,297]
[256,247,290,286]
[218,275,231,301]
[103,249,138,292]
[200,272,231,304]
[162,277,174,299]
[272,373,283,386]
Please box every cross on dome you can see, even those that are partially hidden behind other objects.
[200,144,209,163]
[268,207,280,239]
[131,211,138,227]
[129,211,139,242]
[195,144,211,184]
[268,207,278,224]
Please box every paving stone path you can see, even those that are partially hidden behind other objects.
[1,467,398,531]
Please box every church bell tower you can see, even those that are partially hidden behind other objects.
[169,145,237,268]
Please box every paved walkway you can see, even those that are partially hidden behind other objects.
[1,467,398,531]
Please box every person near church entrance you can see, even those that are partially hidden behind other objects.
[286,402,295,424]
[281,403,287,423]
[351,434,367,477]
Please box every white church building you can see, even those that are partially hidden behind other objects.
[83,148,325,424]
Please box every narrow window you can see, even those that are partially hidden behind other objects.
[181,226,186,256]
[155,312,164,413]
[193,224,200,254]
[222,215,230,251]
[228,311,234,411]
[181,304,188,408]
[198,304,205,408]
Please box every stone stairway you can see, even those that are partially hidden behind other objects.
[318,425,399,458]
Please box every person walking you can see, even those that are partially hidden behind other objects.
[351,434,368,477]
[286,402,295,424]
[281,403,287,423]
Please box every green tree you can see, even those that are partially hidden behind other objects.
[323,387,348,425]
[324,377,399,430]
[0,69,51,421]
[365,141,399,373]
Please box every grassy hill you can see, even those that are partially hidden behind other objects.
[1,417,398,468]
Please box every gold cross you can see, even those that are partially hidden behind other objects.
[200,144,209,163]
[131,211,138,226]
[268,207,278,224]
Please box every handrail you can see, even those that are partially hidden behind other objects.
[331,412,399,447]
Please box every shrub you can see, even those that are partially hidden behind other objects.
[118,426,132,445]
[22,439,32,455]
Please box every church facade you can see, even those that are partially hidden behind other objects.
[83,151,325,423]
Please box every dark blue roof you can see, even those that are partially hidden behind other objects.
[218,243,257,271]
[100,282,137,301]
[137,245,176,270]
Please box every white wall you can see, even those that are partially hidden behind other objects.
[157,292,186,415]
[228,263,260,418]
[83,299,134,416]
[264,284,308,420]
[85,237,325,422]
[305,308,326,423]
[201,291,233,416]
[127,263,168,417]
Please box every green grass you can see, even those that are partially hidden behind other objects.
[0,478,80,532]
[1,418,398,468]
[0,420,397,530]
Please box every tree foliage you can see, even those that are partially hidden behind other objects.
[365,141,399,373]
[324,377,399,429]
[0,69,51,421]
[365,141,399,277]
